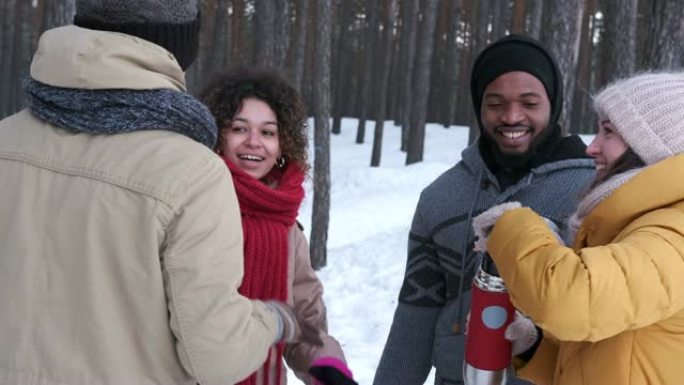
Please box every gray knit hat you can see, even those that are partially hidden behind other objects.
[73,0,200,70]
[593,72,684,165]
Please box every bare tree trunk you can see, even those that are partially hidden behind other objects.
[231,0,249,68]
[635,0,652,71]
[601,0,637,83]
[209,0,230,76]
[331,0,345,134]
[570,0,596,135]
[371,0,397,167]
[254,0,277,68]
[186,0,215,92]
[405,0,439,165]
[355,1,378,144]
[455,0,473,127]
[511,0,526,34]
[0,0,18,119]
[584,2,603,133]
[399,0,419,151]
[386,7,402,123]
[310,0,333,270]
[647,0,684,70]
[274,1,291,69]
[542,0,583,135]
[467,0,490,145]
[427,0,450,125]
[526,0,543,39]
[303,1,317,111]
[491,0,511,39]
[442,0,462,127]
[391,0,408,125]
[11,0,33,114]
[291,0,309,94]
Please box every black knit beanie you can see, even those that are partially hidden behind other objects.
[73,0,200,71]
[470,34,563,136]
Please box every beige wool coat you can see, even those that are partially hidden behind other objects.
[0,25,281,385]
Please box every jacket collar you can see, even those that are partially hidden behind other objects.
[30,25,186,92]
[576,153,684,247]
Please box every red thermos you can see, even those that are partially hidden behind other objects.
[463,254,515,385]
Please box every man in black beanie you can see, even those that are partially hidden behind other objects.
[374,35,595,385]
[0,1,317,385]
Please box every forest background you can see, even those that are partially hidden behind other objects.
[1,0,683,267]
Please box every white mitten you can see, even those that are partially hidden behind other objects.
[471,202,522,251]
[505,310,539,356]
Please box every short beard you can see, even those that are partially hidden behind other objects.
[482,125,553,171]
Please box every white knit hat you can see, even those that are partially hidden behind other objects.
[593,72,684,165]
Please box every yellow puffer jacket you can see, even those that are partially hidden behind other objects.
[487,153,684,385]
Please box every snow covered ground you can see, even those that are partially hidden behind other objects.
[291,118,469,385]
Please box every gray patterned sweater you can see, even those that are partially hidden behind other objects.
[373,141,595,385]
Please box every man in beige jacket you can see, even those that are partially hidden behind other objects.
[0,1,317,384]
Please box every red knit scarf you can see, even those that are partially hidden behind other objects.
[223,159,305,385]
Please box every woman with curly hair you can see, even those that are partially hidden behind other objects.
[200,69,355,385]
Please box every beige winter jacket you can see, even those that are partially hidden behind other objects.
[0,25,279,385]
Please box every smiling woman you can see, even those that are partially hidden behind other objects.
[199,68,356,385]
[220,97,281,182]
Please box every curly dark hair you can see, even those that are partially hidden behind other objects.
[199,68,310,174]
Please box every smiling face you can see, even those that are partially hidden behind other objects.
[220,98,281,181]
[480,71,551,155]
[586,120,629,179]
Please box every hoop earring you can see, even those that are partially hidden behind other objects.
[276,156,286,169]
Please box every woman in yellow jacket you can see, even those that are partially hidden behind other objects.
[473,72,684,385]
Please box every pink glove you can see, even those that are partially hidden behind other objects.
[308,357,357,385]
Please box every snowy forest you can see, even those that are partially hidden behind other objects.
[1,0,683,267]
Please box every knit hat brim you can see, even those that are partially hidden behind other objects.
[593,72,684,165]
[74,15,200,71]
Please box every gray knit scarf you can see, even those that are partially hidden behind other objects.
[23,78,217,149]
[566,167,644,242]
